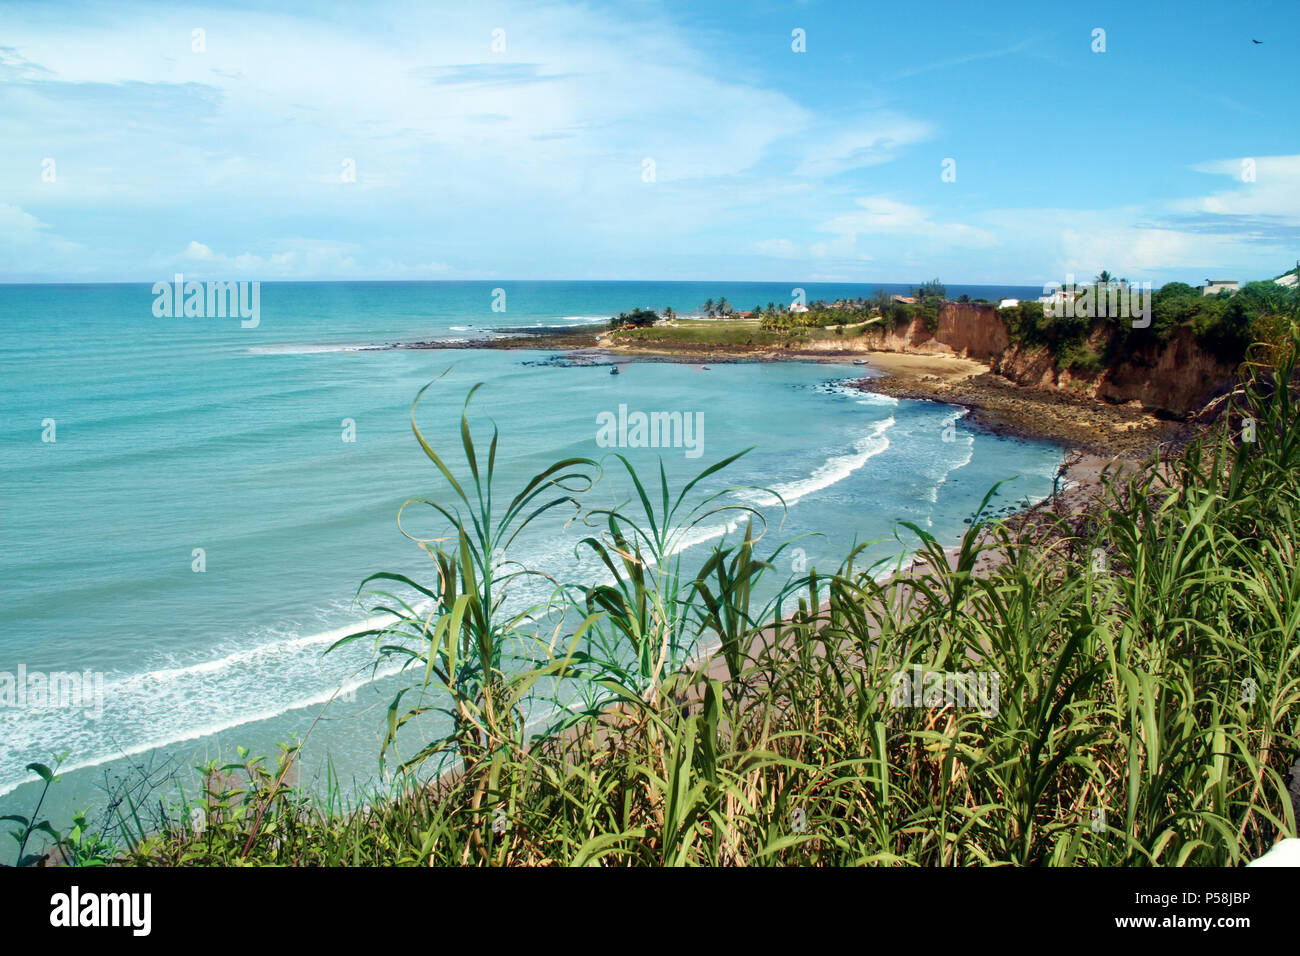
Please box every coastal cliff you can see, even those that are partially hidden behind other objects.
[859,303,1236,418]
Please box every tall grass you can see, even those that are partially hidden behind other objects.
[328,380,598,777]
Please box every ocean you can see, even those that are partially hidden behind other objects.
[0,279,1060,833]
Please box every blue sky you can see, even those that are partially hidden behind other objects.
[2,0,1297,285]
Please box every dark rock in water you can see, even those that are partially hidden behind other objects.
[520,352,617,370]
[610,366,619,375]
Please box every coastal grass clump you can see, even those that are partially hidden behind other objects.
[21,328,1300,867]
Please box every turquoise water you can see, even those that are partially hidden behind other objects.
[0,280,1058,831]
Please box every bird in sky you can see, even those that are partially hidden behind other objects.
[1252,38,1263,44]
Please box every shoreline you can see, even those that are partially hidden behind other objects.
[386,320,1185,462]
[403,326,1152,583]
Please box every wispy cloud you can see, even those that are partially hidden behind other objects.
[886,36,1038,80]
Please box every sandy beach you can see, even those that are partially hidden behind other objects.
[466,326,1185,466]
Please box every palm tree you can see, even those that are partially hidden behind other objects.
[717,296,730,315]
[703,297,715,318]
[1095,269,1113,287]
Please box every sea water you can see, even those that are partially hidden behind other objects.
[0,280,1059,837]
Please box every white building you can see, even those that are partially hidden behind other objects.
[1197,279,1239,296]
[1038,288,1075,312]
[998,298,1019,309]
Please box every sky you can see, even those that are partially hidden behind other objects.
[1,0,1297,286]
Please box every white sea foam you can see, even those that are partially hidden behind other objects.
[742,415,894,510]
[928,408,976,505]
[0,607,424,797]
[0,551,602,797]
[247,343,378,355]
[643,406,898,564]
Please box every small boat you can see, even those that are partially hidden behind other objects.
[609,366,619,375]
[701,365,710,371]
[853,359,868,365]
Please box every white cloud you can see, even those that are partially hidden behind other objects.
[818,196,999,251]
[0,202,87,276]
[0,202,48,235]
[0,1,933,279]
[156,239,362,278]
[793,115,933,177]
[1175,154,1300,222]
[755,238,796,256]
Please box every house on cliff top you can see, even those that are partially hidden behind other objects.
[1197,279,1239,296]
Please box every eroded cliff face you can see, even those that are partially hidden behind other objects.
[1093,327,1236,417]
[932,303,1010,361]
[858,303,1235,418]
[852,305,1010,359]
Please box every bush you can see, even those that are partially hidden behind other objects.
[610,307,659,329]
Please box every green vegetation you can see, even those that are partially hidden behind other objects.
[611,317,795,350]
[752,284,949,335]
[606,281,965,341]
[13,315,1297,867]
[751,297,924,334]
[601,271,1298,371]
[914,278,946,302]
[609,307,660,329]
[999,272,1299,372]
[702,296,734,318]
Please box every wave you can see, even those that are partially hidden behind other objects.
[927,408,976,508]
[247,343,380,355]
[0,540,591,797]
[0,533,602,797]
[742,415,895,510]
[0,608,418,797]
